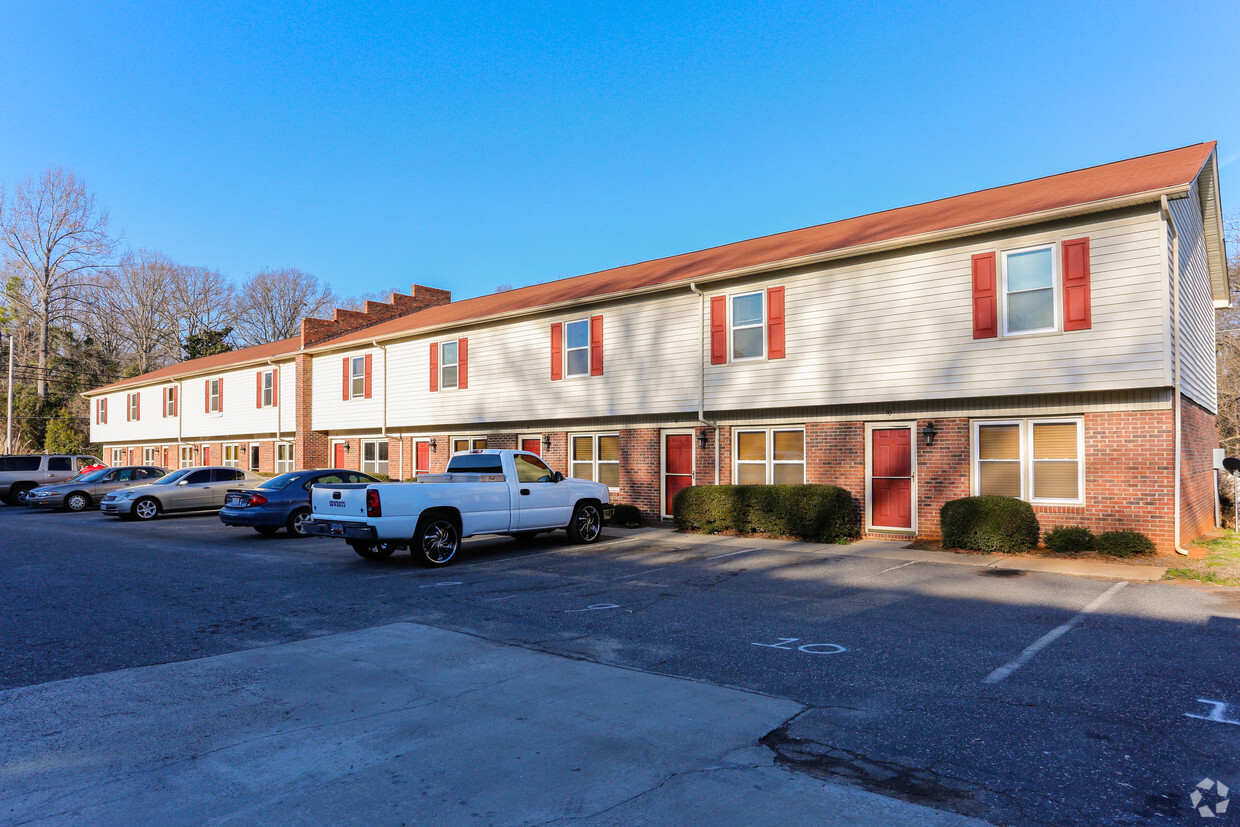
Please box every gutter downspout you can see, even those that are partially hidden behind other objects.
[373,340,389,476]
[1161,195,1190,556]
[688,283,719,485]
[177,379,183,466]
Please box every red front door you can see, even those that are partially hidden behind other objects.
[521,438,542,456]
[664,434,694,516]
[871,428,913,529]
[334,443,346,467]
[415,442,431,475]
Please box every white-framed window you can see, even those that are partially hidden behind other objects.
[222,444,240,467]
[440,340,460,389]
[733,428,804,485]
[127,393,140,421]
[570,433,619,489]
[565,319,590,377]
[111,448,125,465]
[207,378,221,413]
[261,370,275,407]
[1002,244,1058,335]
[276,443,295,474]
[972,418,1083,504]
[451,437,487,454]
[350,356,366,398]
[179,446,194,468]
[362,440,389,477]
[97,398,107,423]
[142,447,155,464]
[163,387,176,417]
[731,291,765,361]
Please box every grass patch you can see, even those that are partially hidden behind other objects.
[1162,532,1240,586]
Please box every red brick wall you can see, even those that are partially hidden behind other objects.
[293,353,329,469]
[913,418,970,540]
[1181,395,1219,545]
[618,428,660,519]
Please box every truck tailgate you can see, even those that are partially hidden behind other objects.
[311,483,370,519]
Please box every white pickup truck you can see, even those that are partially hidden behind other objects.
[305,449,614,566]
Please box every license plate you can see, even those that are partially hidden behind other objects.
[330,523,344,536]
[226,495,246,507]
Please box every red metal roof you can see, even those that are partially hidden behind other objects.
[314,142,1215,350]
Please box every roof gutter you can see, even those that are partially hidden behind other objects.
[302,184,1194,356]
[1161,195,1190,557]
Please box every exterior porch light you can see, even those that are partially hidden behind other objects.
[697,430,709,450]
[542,434,552,450]
[922,422,938,447]
[428,438,437,452]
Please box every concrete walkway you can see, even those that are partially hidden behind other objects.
[0,623,988,826]
[620,527,1168,582]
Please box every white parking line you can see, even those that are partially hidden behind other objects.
[707,548,759,560]
[872,560,919,576]
[983,581,1128,684]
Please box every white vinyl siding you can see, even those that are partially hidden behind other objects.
[1168,179,1218,413]
[310,348,384,430]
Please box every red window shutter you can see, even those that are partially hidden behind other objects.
[971,253,998,339]
[217,378,223,412]
[363,354,373,399]
[342,357,350,400]
[710,295,727,364]
[204,380,210,413]
[161,390,166,418]
[272,369,278,407]
[589,316,603,376]
[256,371,263,408]
[126,396,131,422]
[1062,237,1091,331]
[135,393,140,421]
[550,323,563,380]
[458,338,468,389]
[767,287,785,359]
[172,387,177,416]
[429,342,439,392]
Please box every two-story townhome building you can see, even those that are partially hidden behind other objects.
[85,143,1229,552]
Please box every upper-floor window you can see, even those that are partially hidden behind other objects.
[163,387,177,417]
[206,378,222,413]
[127,393,140,421]
[350,357,366,398]
[441,340,460,389]
[734,428,804,485]
[551,316,602,379]
[711,288,785,365]
[260,370,276,407]
[96,398,108,424]
[973,418,1083,504]
[1003,246,1056,335]
[731,292,765,360]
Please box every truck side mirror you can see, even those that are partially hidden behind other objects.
[552,471,564,483]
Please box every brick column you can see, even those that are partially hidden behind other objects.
[293,353,328,469]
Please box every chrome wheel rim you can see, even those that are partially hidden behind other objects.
[135,500,157,519]
[422,521,458,563]
[291,511,309,535]
[576,506,601,541]
[67,495,87,511]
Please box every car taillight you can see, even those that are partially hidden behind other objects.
[366,488,381,518]
[247,494,268,506]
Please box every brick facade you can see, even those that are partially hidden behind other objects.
[1181,395,1219,546]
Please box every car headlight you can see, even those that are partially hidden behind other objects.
[117,491,140,500]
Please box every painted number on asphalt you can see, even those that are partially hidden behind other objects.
[1186,699,1240,726]
[565,603,621,613]
[752,637,846,655]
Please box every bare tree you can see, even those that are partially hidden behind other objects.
[0,166,116,398]
[1216,211,1240,454]
[166,263,239,347]
[233,267,335,345]
[90,248,179,374]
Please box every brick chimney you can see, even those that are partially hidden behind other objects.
[299,284,452,348]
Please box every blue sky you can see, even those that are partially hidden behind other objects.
[2,0,1236,304]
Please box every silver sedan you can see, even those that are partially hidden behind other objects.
[100,466,264,521]
[26,466,169,512]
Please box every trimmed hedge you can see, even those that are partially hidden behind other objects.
[611,504,643,527]
[1094,530,1156,557]
[1043,525,1095,554]
[940,496,1039,553]
[673,484,859,543]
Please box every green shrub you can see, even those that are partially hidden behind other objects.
[611,504,643,526]
[1043,525,1094,554]
[1094,530,1156,557]
[673,484,859,543]
[940,496,1039,553]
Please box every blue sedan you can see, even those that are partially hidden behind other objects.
[219,469,380,537]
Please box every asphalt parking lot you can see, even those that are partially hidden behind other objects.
[2,505,1238,825]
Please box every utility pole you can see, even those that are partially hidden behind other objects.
[5,334,12,454]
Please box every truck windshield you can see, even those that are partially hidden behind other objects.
[446,454,504,474]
